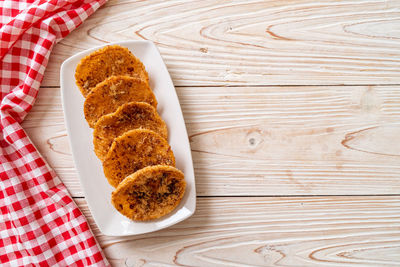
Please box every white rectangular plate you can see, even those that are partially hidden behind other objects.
[60,40,196,236]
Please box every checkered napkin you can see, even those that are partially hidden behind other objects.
[0,0,110,266]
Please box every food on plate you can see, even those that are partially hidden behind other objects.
[111,165,186,221]
[74,44,187,221]
[75,45,149,97]
[103,129,175,188]
[83,76,157,128]
[93,101,168,161]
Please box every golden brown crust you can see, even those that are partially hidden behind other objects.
[93,102,168,161]
[75,45,149,97]
[76,45,184,221]
[83,76,157,128]
[103,129,175,188]
[111,165,186,221]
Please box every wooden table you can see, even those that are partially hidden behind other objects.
[24,1,400,266]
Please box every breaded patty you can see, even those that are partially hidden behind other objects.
[103,129,175,188]
[111,165,186,221]
[84,76,157,128]
[75,45,149,97]
[93,102,168,161]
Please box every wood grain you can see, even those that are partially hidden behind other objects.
[42,0,400,87]
[75,196,400,266]
[23,1,400,264]
[23,85,400,197]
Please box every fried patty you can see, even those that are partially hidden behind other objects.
[111,165,186,221]
[84,76,157,128]
[75,45,149,97]
[93,102,168,161]
[103,129,175,188]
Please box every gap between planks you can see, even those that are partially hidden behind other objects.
[41,84,400,89]
[72,194,400,199]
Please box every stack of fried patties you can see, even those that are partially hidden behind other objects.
[75,45,186,221]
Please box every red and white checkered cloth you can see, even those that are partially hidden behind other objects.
[0,0,110,266]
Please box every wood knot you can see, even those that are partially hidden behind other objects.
[246,130,264,149]
[199,47,208,53]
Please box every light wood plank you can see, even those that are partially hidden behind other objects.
[75,196,400,266]
[23,85,400,196]
[42,0,400,87]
